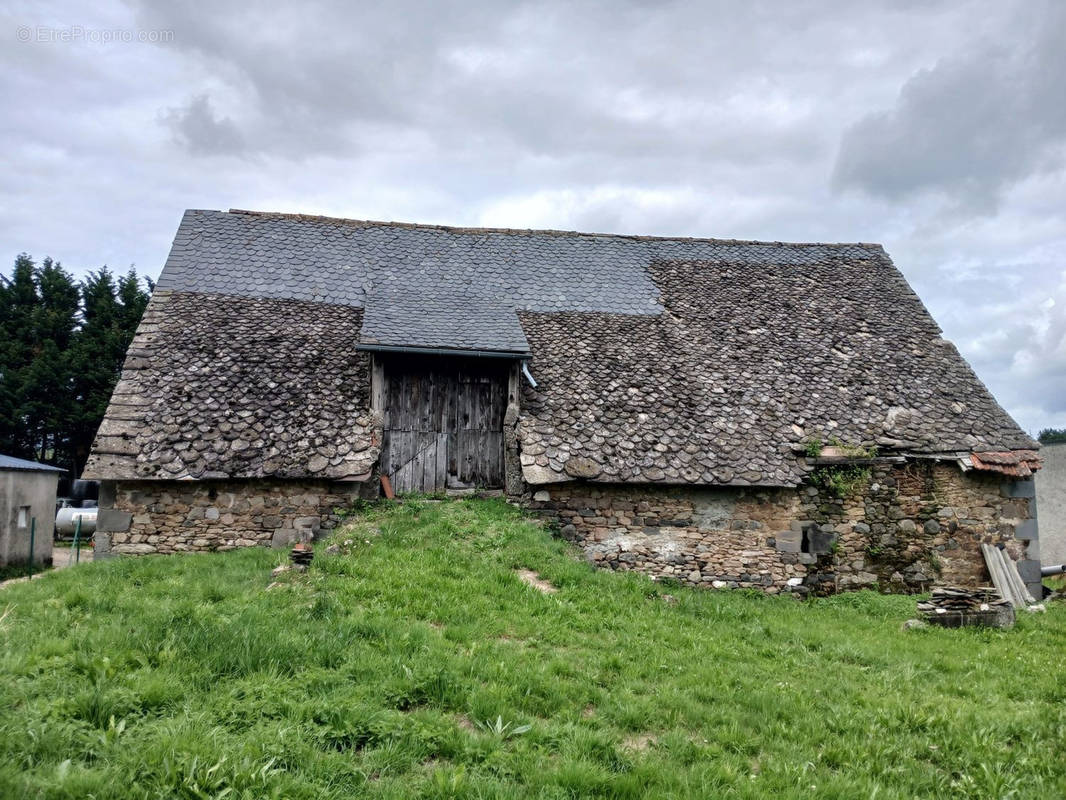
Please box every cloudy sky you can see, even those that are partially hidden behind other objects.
[2,0,1063,435]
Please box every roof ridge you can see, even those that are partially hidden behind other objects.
[215,208,886,250]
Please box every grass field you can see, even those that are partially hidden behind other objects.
[1,498,1064,799]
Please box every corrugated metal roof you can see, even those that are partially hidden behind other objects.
[0,454,66,473]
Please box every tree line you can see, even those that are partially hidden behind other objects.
[0,254,152,476]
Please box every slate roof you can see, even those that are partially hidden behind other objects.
[86,208,1037,486]
[361,286,530,355]
[0,454,66,473]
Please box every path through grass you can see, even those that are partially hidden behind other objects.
[1,497,1064,798]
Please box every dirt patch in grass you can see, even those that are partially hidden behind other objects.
[621,733,656,752]
[515,568,557,593]
[455,714,477,733]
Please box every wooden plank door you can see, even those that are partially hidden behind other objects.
[379,355,508,493]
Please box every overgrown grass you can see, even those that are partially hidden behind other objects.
[1,497,1064,798]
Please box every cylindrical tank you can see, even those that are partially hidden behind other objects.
[55,507,98,536]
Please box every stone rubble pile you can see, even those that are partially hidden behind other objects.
[917,587,1014,628]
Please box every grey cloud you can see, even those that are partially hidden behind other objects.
[162,94,245,155]
[833,2,1066,212]
[129,0,837,169]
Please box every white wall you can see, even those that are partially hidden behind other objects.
[1036,443,1066,566]
[0,470,58,566]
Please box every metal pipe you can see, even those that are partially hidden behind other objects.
[28,518,35,577]
[74,516,82,564]
[521,362,538,388]
[1040,564,1066,577]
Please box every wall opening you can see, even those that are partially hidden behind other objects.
[379,353,511,493]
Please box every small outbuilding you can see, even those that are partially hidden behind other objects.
[0,454,64,567]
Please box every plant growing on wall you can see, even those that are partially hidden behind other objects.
[826,436,878,458]
[812,465,872,498]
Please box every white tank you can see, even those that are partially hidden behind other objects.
[55,507,97,536]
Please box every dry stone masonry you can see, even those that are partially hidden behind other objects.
[96,479,374,556]
[529,461,1038,596]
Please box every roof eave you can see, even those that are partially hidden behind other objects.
[357,343,531,359]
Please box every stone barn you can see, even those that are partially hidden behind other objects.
[85,209,1043,596]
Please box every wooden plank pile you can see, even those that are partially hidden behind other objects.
[917,587,1015,629]
[980,544,1035,609]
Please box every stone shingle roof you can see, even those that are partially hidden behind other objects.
[517,258,1037,486]
[84,291,378,481]
[87,208,1036,486]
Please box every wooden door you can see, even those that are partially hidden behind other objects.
[379,355,508,493]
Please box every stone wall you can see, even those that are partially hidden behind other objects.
[527,459,1040,596]
[95,478,375,556]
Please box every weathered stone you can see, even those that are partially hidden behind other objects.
[114,543,155,555]
[84,292,379,482]
[564,457,602,479]
[97,478,371,556]
[529,461,1036,595]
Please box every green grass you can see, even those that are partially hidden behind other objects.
[1,497,1064,799]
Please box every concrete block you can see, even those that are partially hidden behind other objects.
[1001,480,1036,499]
[96,508,132,533]
[808,527,837,554]
[94,532,113,559]
[271,529,301,549]
[1014,519,1039,540]
[1017,559,1042,583]
[775,530,801,553]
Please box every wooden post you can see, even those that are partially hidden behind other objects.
[370,354,385,414]
[28,518,35,577]
[508,361,521,416]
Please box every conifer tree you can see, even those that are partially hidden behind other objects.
[0,255,152,475]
